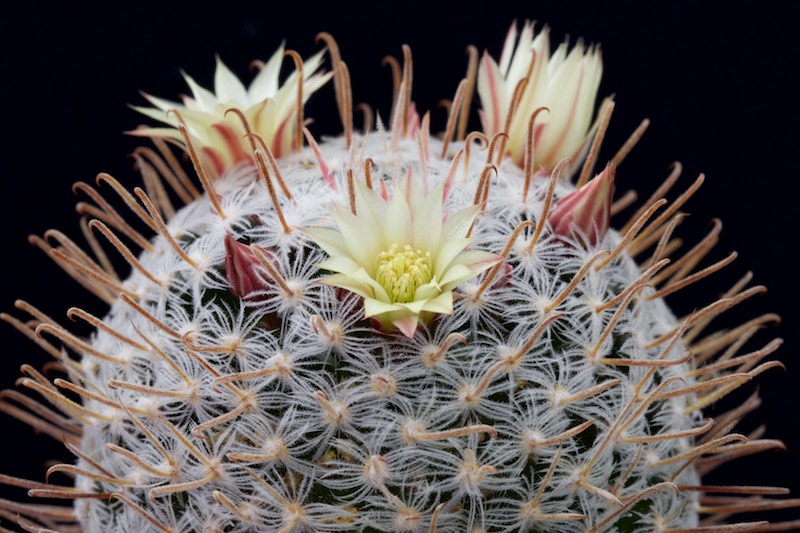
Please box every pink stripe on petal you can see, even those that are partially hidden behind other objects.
[201,146,226,177]
[211,122,248,163]
[482,53,501,134]
[303,128,336,190]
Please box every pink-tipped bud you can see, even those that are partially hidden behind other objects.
[224,234,268,300]
[548,164,615,246]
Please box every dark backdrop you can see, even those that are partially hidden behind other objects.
[1,0,798,525]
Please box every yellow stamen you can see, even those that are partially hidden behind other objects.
[375,244,433,303]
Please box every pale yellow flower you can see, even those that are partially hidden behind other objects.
[306,179,502,338]
[132,44,331,175]
[478,21,603,174]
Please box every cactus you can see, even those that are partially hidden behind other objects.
[0,24,795,532]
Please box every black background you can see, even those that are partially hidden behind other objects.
[0,0,798,525]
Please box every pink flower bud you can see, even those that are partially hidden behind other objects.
[224,234,268,300]
[548,164,615,246]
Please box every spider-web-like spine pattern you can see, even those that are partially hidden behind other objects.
[74,134,701,532]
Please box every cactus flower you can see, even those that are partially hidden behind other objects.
[477,21,603,174]
[131,45,332,175]
[549,163,615,246]
[307,179,502,337]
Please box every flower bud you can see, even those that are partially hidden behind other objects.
[224,234,268,299]
[548,164,615,246]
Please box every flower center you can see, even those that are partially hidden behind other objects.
[376,244,433,303]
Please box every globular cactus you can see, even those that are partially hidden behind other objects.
[1,23,796,532]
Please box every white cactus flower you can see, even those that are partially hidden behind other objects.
[478,21,603,173]
[307,178,502,337]
[131,44,332,174]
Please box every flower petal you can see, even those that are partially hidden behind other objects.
[303,227,350,258]
[130,105,172,126]
[392,315,420,339]
[248,42,286,100]
[181,71,219,111]
[214,56,250,105]
[382,187,412,246]
[442,205,480,240]
[353,181,385,235]
[455,250,504,273]
[414,279,442,301]
[476,52,507,136]
[439,263,476,289]
[350,268,392,303]
[440,252,503,290]
[411,185,443,253]
[127,127,184,141]
[320,274,374,300]
[433,238,472,278]
[331,209,383,271]
[396,299,429,315]
[421,291,454,314]
[140,92,183,113]
[363,297,402,318]
[317,256,362,275]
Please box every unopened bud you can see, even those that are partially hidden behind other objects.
[224,234,268,299]
[548,164,615,246]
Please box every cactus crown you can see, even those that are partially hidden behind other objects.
[0,24,794,533]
